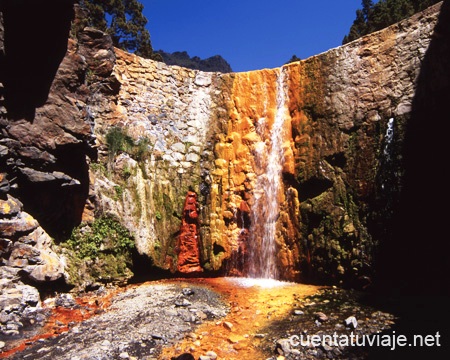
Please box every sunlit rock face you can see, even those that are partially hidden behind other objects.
[205,3,442,283]
[0,2,445,289]
[89,48,230,272]
[209,69,300,280]
[85,2,442,284]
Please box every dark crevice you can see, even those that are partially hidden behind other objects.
[298,177,334,202]
[368,6,450,356]
[18,270,74,298]
[12,145,89,240]
[0,0,75,119]
[213,243,225,257]
[373,0,450,298]
[129,251,177,283]
[301,210,323,232]
[324,152,347,169]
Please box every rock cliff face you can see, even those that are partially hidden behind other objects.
[0,1,448,305]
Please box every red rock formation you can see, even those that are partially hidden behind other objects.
[176,191,203,273]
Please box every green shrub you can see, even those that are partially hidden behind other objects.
[105,127,152,162]
[105,127,134,160]
[114,185,124,200]
[65,216,135,260]
[132,137,152,161]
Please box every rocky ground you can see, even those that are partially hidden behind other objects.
[1,281,228,360]
[1,278,443,360]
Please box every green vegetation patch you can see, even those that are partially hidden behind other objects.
[65,216,135,259]
[63,216,135,287]
[106,126,152,163]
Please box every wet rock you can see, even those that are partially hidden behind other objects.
[181,287,195,296]
[314,312,329,322]
[344,316,358,329]
[55,293,77,308]
[205,350,218,359]
[275,338,292,356]
[174,354,195,360]
[223,321,233,330]
[0,195,22,217]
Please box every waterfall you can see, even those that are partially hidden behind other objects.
[383,118,395,159]
[381,118,394,190]
[248,67,288,279]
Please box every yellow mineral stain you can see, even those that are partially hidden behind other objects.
[1,202,11,214]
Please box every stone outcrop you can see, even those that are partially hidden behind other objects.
[177,191,202,273]
[0,194,63,337]
[0,1,119,326]
[0,194,64,283]
[0,1,448,303]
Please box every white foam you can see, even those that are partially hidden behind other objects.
[224,277,294,289]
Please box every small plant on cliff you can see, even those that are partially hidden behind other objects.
[131,137,152,162]
[114,185,124,200]
[122,166,132,179]
[106,126,134,162]
[105,127,152,164]
[90,161,107,175]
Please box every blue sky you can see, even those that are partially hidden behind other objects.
[141,0,364,72]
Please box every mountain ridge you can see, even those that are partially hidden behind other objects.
[155,49,232,73]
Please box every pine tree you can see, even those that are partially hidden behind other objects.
[343,0,440,44]
[80,0,161,60]
[285,55,301,64]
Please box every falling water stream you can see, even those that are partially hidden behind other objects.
[381,117,395,191]
[383,118,395,159]
[248,66,288,279]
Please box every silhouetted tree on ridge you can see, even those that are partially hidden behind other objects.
[343,0,441,44]
[79,0,162,60]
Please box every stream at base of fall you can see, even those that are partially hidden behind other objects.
[1,277,404,360]
[160,277,321,360]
